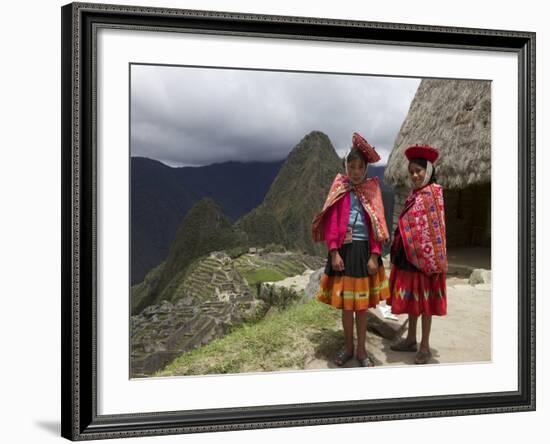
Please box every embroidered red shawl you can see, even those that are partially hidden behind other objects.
[398,183,447,275]
[312,174,389,243]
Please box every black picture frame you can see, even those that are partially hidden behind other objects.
[61,2,536,440]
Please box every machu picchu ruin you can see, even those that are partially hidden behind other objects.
[130,249,325,377]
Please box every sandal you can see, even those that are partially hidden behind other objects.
[357,354,374,367]
[414,349,432,365]
[390,339,418,352]
[334,349,354,366]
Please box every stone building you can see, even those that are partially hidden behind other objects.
[384,79,491,248]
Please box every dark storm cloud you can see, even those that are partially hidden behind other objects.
[131,65,420,166]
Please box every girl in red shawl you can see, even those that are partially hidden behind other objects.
[312,133,390,367]
[387,144,447,365]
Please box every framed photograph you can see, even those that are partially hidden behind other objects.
[61,2,535,440]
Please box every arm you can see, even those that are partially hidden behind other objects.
[324,202,345,271]
[324,202,340,252]
[366,211,381,275]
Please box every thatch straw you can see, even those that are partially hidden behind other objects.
[384,79,491,189]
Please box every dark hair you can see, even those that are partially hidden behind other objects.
[342,147,367,169]
[408,157,437,184]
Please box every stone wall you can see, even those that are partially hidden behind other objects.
[130,289,262,377]
[130,251,263,377]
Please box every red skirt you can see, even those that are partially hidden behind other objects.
[388,264,447,316]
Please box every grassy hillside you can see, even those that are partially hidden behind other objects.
[154,298,342,376]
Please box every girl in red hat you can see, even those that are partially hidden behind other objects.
[312,133,390,367]
[387,144,447,365]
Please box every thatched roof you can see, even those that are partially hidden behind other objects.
[384,79,491,189]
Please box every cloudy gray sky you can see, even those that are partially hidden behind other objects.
[131,64,420,166]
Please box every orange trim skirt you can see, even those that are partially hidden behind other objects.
[316,266,390,311]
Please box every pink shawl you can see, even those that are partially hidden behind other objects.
[312,174,389,243]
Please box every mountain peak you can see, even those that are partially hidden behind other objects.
[278,131,339,172]
[133,198,244,313]
[236,131,342,255]
[188,197,222,214]
[294,130,333,153]
[302,130,330,140]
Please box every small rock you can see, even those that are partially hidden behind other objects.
[304,268,324,301]
[366,304,408,340]
[469,269,492,285]
[264,306,280,318]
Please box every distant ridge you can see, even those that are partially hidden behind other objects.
[131,157,283,284]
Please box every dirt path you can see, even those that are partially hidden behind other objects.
[304,277,491,369]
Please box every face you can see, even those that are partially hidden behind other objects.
[408,162,427,189]
[347,158,367,184]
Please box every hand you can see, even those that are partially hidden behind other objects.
[331,250,345,272]
[367,255,379,276]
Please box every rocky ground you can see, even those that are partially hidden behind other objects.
[305,275,491,369]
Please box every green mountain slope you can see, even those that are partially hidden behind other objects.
[132,198,245,314]
[236,131,342,256]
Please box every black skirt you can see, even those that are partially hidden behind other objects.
[324,240,382,278]
[391,238,421,272]
[390,228,421,272]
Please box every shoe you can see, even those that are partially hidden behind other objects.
[357,354,374,367]
[390,339,418,352]
[414,349,432,365]
[334,349,354,366]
